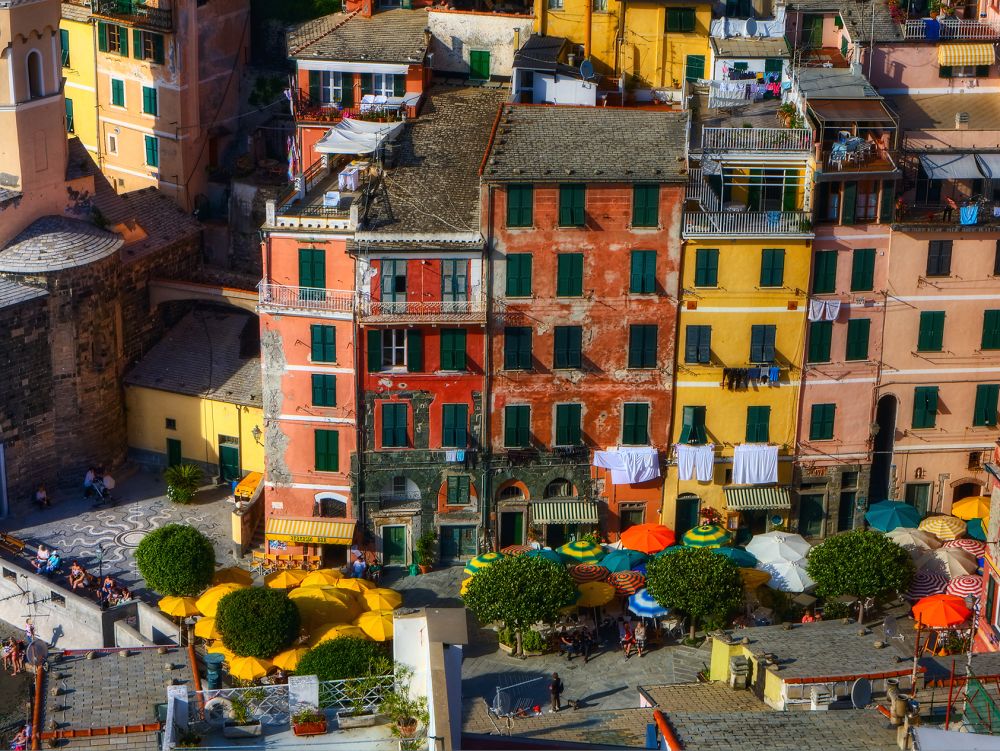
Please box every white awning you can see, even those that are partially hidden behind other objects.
[531,501,599,525]
[919,153,983,180]
[976,153,1000,179]
[314,119,405,155]
[298,61,410,75]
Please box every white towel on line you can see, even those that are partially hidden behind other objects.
[824,299,841,321]
[593,447,660,485]
[732,443,779,485]
[675,444,715,482]
[808,299,826,322]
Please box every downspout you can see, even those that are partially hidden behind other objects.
[352,246,368,558]
[535,0,546,36]
[616,0,626,79]
[585,0,593,59]
[483,184,496,552]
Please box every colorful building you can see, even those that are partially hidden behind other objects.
[978,442,1000,651]
[61,2,99,155]
[481,105,687,549]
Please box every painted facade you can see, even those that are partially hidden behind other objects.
[60,3,98,155]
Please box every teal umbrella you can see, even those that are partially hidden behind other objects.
[601,550,648,573]
[711,546,758,567]
[968,518,987,542]
[524,548,562,565]
[864,501,921,532]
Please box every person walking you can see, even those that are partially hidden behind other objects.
[634,621,647,658]
[548,672,564,713]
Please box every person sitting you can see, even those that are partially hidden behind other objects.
[67,561,87,590]
[83,467,96,499]
[42,550,61,576]
[31,545,50,574]
[110,585,132,607]
[9,723,29,750]
[98,576,115,605]
[34,485,50,509]
[622,623,636,660]
[558,631,576,660]
[801,610,816,624]
[367,557,383,584]
[1,638,15,673]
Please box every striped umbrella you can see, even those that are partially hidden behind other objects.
[918,515,966,541]
[620,524,676,554]
[576,581,615,607]
[682,524,732,548]
[627,588,670,619]
[887,528,941,553]
[908,570,948,599]
[570,564,610,584]
[951,496,991,522]
[557,540,604,565]
[500,545,531,556]
[943,538,986,558]
[602,550,648,573]
[463,552,505,577]
[524,549,563,565]
[711,547,758,567]
[608,570,645,596]
[968,518,987,542]
[946,574,983,599]
[918,548,978,578]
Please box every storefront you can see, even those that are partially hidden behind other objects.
[531,500,599,548]
[265,516,357,565]
[723,486,791,545]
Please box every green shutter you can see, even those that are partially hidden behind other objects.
[974,384,999,427]
[308,70,321,103]
[504,405,530,448]
[367,330,382,372]
[65,98,74,133]
[628,324,657,368]
[782,171,798,212]
[442,404,468,447]
[850,248,875,292]
[623,403,650,445]
[559,184,585,226]
[880,182,896,223]
[845,318,871,361]
[553,326,582,369]
[630,250,656,294]
[111,78,124,107]
[311,374,337,406]
[760,249,785,288]
[679,405,706,445]
[504,327,531,370]
[393,74,406,97]
[311,325,336,362]
[361,73,374,95]
[556,254,583,296]
[807,321,833,363]
[406,330,423,372]
[506,184,533,227]
[447,476,470,504]
[694,248,719,287]
[632,184,659,227]
[841,181,857,225]
[144,135,158,167]
[750,325,775,363]
[685,325,711,364]
[340,73,354,107]
[809,403,836,440]
[505,253,532,297]
[119,25,128,56]
[151,33,164,64]
[813,250,838,294]
[98,21,109,52]
[917,311,945,352]
[555,403,582,446]
[60,28,70,67]
[142,86,157,115]
[133,29,143,60]
[912,386,938,429]
[982,310,1000,349]
[764,58,783,74]
[381,403,408,447]
[440,329,467,371]
[298,248,325,290]
[315,429,339,472]
[684,54,705,81]
[746,406,771,443]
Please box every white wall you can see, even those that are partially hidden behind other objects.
[428,10,534,77]
[532,71,598,105]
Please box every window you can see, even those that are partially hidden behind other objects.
[364,73,400,97]
[545,479,574,498]
[982,310,1000,349]
[632,184,659,227]
[845,318,870,361]
[765,57,783,74]
[760,248,785,288]
[505,254,532,297]
[548,0,563,8]
[746,405,770,443]
[994,240,1000,276]
[912,386,938,429]
[98,22,128,56]
[556,253,584,296]
[973,384,999,427]
[60,28,70,67]
[315,429,339,471]
[311,374,336,406]
[469,49,491,80]
[507,184,533,227]
[382,403,409,447]
[926,240,952,277]
[848,248,876,293]
[630,250,656,293]
[679,405,706,444]
[559,184,586,227]
[750,324,776,363]
[107,133,118,155]
[446,476,471,505]
[970,451,984,470]
[442,259,467,304]
[65,98,74,133]
[320,71,343,104]
[111,78,125,107]
[310,325,336,362]
[299,248,326,299]
[854,180,878,222]
[440,329,467,371]
[809,403,836,440]
[694,248,719,287]
[380,259,406,302]
[374,329,408,370]
[684,54,706,81]
[142,85,157,116]
[807,321,832,363]
[941,64,989,78]
[144,135,159,168]
[504,405,530,448]
[593,0,608,10]
[134,30,165,64]
[628,324,658,368]
[622,403,650,445]
[165,418,177,430]
[666,7,697,31]
[813,250,837,294]
[504,326,532,370]
[620,507,645,532]
[498,485,525,501]
[917,311,945,352]
[905,482,931,516]
[555,403,582,446]
[553,326,582,369]
[442,404,468,447]
[685,324,711,364]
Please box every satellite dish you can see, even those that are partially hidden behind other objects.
[851,677,873,709]
[744,18,758,36]
[24,640,48,667]
[580,59,595,80]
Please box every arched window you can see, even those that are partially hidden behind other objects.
[26,50,44,99]
[315,493,347,518]
[498,485,525,502]
[544,478,575,499]
[380,475,420,502]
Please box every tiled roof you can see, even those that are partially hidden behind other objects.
[0,278,47,308]
[288,9,429,64]
[61,1,91,22]
[795,67,880,99]
[0,216,123,272]
[711,37,789,58]
[841,0,904,42]
[482,105,689,183]
[125,310,262,407]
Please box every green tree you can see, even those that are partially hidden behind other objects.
[296,637,389,681]
[806,529,914,606]
[462,555,576,655]
[645,547,742,638]
[216,588,301,659]
[135,523,215,596]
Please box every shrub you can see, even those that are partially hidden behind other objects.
[164,463,203,504]
[296,637,388,681]
[520,629,547,653]
[806,529,914,601]
[217,588,300,659]
[135,524,215,596]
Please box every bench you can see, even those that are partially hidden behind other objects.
[0,533,25,556]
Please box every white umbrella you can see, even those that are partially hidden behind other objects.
[918,547,978,579]
[759,560,816,593]
[745,532,812,564]
[886,528,942,556]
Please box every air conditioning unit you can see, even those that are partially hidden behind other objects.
[729,656,750,690]
[956,111,970,130]
[810,685,833,710]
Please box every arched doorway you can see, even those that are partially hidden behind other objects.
[26,50,44,99]
[952,481,982,504]
[870,394,897,502]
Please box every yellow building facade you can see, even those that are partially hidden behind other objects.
[60,4,99,155]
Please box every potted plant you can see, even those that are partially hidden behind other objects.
[777,103,797,128]
[174,726,202,748]
[520,629,548,656]
[415,530,437,574]
[380,666,428,740]
[336,671,383,729]
[292,705,327,736]
[164,463,203,504]
[223,691,263,738]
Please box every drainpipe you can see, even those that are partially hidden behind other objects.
[584,0,593,60]
[535,0,546,36]
[483,185,496,552]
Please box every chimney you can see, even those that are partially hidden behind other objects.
[955,111,970,130]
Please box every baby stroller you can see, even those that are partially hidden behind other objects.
[92,476,114,506]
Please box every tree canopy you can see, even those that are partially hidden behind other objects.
[805,529,914,600]
[216,587,301,659]
[645,547,742,635]
[135,523,215,597]
[296,637,389,681]
[462,554,577,629]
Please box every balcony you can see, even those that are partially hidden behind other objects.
[358,294,489,325]
[701,127,813,153]
[818,146,898,176]
[93,0,173,32]
[682,210,813,238]
[293,90,411,126]
[893,200,1000,231]
[258,283,355,316]
[904,18,1000,39]
[265,158,362,231]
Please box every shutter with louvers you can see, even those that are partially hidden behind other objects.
[679,405,705,445]
[813,250,838,294]
[506,254,532,296]
[312,325,335,362]
[983,310,1000,349]
[393,74,406,97]
[760,249,785,287]
[151,33,164,64]
[694,248,719,287]
[98,22,109,52]
[630,250,656,293]
[632,184,659,227]
[807,321,833,363]
[750,325,775,363]
[442,404,468,447]
[974,384,999,427]
[623,403,650,445]
[361,73,374,95]
[440,329,467,371]
[556,254,583,296]
[504,327,531,370]
[312,374,336,406]
[367,330,381,372]
[309,71,321,104]
[505,405,529,447]
[555,403,582,445]
[119,25,128,56]
[341,73,354,107]
[315,429,339,472]
[133,29,143,60]
[60,29,69,67]
[144,135,158,167]
[809,404,836,440]
[851,248,875,292]
[912,387,939,429]
[406,330,423,372]
[841,182,857,225]
[918,311,945,352]
[746,406,770,443]
[880,181,896,223]
[845,318,871,361]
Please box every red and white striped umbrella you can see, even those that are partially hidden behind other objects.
[946,574,984,599]
[608,570,645,596]
[500,545,532,556]
[942,538,986,558]
[908,571,949,599]
[570,564,610,584]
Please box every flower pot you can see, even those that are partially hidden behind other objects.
[337,711,378,729]
[223,720,262,738]
[418,565,432,574]
[497,642,515,656]
[396,719,419,738]
[292,720,328,736]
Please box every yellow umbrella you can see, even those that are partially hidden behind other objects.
[301,569,344,587]
[363,588,403,611]
[229,655,272,682]
[289,586,355,627]
[207,642,236,662]
[738,568,771,590]
[335,578,376,594]
[265,569,309,589]
[193,617,222,640]
[310,623,371,646]
[355,610,394,641]
[576,582,615,608]
[212,567,254,586]
[158,596,201,618]
[919,515,967,541]
[952,496,991,522]
[272,646,309,671]
[196,583,244,618]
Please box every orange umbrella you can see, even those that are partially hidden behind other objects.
[912,593,972,628]
[620,524,676,554]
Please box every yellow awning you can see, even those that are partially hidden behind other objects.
[939,44,995,68]
[531,501,598,525]
[265,517,356,545]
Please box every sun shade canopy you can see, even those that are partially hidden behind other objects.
[919,153,983,180]
[314,119,405,155]
[938,43,995,67]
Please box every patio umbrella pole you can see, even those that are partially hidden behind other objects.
[911,624,922,689]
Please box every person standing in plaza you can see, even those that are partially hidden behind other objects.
[548,672,564,713]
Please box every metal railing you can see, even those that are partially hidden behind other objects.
[93,0,173,31]
[358,295,489,323]
[685,169,721,212]
[702,127,813,152]
[904,18,1000,39]
[258,283,355,314]
[820,148,896,173]
[683,210,813,237]
[319,674,394,711]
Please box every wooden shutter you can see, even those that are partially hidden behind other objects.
[406,330,423,372]
[308,71,321,103]
[746,406,770,443]
[633,185,658,227]
[810,404,835,440]
[764,58,783,73]
[441,329,466,370]
[145,135,158,167]
[684,54,705,81]
[912,387,938,429]
[695,248,718,286]
[311,325,335,362]
[879,181,896,223]
[974,384,999,427]
[918,311,944,352]
[557,254,583,296]
[367,329,381,372]
[393,74,406,97]
[133,29,143,60]
[341,73,354,107]
[808,321,832,363]
[841,181,857,224]
[760,249,784,287]
[814,250,837,293]
[845,318,870,361]
[361,73,374,95]
[151,33,164,64]
[751,325,775,363]
[312,374,336,406]
[506,254,531,296]
[60,29,70,66]
[983,310,1000,349]
[98,22,109,52]
[315,429,338,472]
[850,249,875,291]
[119,25,128,56]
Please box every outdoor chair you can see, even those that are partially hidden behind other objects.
[883,615,906,643]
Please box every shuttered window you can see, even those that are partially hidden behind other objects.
[622,403,650,445]
[310,325,336,362]
[504,327,532,370]
[917,311,945,352]
[406,330,423,372]
[60,28,70,67]
[982,310,1000,349]
[441,404,468,447]
[632,184,659,227]
[630,250,656,293]
[760,248,785,288]
[813,250,837,293]
[809,403,836,440]
[912,386,938,429]
[973,385,999,427]
[685,325,711,364]
[111,78,125,107]
[555,404,582,446]
[926,240,952,277]
[559,184,586,227]
[504,405,531,448]
[746,406,771,443]
[311,374,336,407]
[314,429,339,472]
[807,321,833,363]
[845,318,870,361]
[144,135,159,168]
[679,405,706,445]
[556,253,584,296]
[684,54,706,81]
[298,248,326,299]
[851,248,876,291]
[667,7,697,31]
[507,184,533,227]
[446,476,471,505]
[506,254,532,297]
[694,248,719,287]
[628,324,657,368]
[750,324,776,363]
[553,326,582,369]
[381,403,409,447]
[142,85,158,116]
[440,329,467,371]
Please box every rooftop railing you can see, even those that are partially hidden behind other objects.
[258,283,355,315]
[358,295,489,324]
[682,210,813,237]
[904,18,1000,39]
[701,127,813,152]
[93,0,173,31]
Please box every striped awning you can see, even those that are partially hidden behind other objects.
[532,501,599,525]
[938,43,995,68]
[265,517,356,545]
[724,486,792,511]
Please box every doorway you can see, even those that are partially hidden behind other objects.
[218,438,241,483]
[382,525,407,566]
[469,50,491,81]
[953,482,981,503]
[675,494,701,537]
[440,525,476,562]
[870,395,897,502]
[499,511,524,548]
[798,494,825,537]
[905,483,931,517]
[166,438,182,467]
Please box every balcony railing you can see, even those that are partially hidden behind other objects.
[293,90,408,125]
[358,295,489,324]
[258,283,355,315]
[895,201,1000,228]
[93,0,173,31]
[686,169,721,212]
[904,18,1000,39]
[683,210,813,237]
[820,148,897,174]
[701,127,813,152]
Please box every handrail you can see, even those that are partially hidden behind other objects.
[904,18,1000,39]
[683,210,812,236]
[702,127,813,152]
[93,0,173,31]
[259,283,355,313]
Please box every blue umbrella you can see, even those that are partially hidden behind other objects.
[524,548,562,565]
[865,501,921,532]
[632,562,647,576]
[627,588,670,618]
[711,546,758,567]
[602,550,648,573]
[968,518,987,542]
